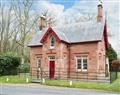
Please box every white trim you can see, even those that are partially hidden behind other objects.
[50,46,54,49]
[82,57,88,71]
[75,56,88,72]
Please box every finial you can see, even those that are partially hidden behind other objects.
[40,15,46,20]
[98,0,102,6]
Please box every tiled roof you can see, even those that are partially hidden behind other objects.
[28,19,105,46]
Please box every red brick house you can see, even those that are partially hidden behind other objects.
[28,2,109,80]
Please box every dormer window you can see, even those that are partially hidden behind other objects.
[50,36,55,49]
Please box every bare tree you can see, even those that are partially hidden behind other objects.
[0,0,56,64]
[11,0,41,64]
[0,0,40,64]
[0,2,17,53]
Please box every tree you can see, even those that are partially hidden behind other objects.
[12,0,40,64]
[0,2,17,53]
[0,0,56,65]
[106,44,117,65]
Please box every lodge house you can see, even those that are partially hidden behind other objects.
[28,1,109,80]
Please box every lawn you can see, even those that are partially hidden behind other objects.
[44,73,120,92]
[0,75,31,83]
[0,73,120,92]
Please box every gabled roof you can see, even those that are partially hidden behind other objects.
[27,31,43,46]
[28,19,106,47]
[40,27,61,43]
[52,20,105,43]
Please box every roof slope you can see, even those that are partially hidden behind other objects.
[27,31,43,46]
[28,19,105,46]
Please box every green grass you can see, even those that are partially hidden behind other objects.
[44,73,120,92]
[0,75,31,83]
[0,73,120,92]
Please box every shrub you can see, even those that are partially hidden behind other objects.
[19,63,30,73]
[112,59,120,71]
[0,55,20,75]
[106,44,117,62]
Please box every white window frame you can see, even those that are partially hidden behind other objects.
[76,57,88,72]
[36,58,41,69]
[50,36,55,49]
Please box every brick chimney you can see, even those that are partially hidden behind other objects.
[97,0,103,22]
[39,15,46,30]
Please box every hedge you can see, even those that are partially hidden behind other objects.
[0,56,20,75]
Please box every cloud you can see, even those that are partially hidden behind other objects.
[63,0,120,58]
[32,0,120,57]
[33,0,64,24]
[104,1,120,58]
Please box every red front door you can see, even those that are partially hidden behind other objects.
[49,61,55,79]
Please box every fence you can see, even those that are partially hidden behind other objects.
[17,68,30,78]
[110,71,117,83]
[109,63,118,83]
[30,67,110,83]
[1,67,117,83]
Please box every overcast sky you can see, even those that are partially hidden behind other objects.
[2,0,120,58]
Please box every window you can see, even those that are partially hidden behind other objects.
[50,36,55,49]
[76,57,88,71]
[77,59,82,69]
[48,56,55,61]
[37,58,41,68]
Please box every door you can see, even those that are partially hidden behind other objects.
[49,61,55,79]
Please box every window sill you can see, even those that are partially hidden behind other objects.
[76,69,87,73]
[50,46,54,49]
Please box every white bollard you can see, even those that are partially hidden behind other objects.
[26,78,29,83]
[6,78,9,82]
[42,78,45,84]
[69,81,72,86]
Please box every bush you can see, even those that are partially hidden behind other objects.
[106,44,117,64]
[112,60,120,71]
[0,55,20,75]
[19,63,30,73]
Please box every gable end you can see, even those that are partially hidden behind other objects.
[40,27,60,43]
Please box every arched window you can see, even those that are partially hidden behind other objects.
[50,36,55,48]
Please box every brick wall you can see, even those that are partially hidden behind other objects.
[30,34,106,79]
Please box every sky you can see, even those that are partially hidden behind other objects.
[49,0,77,9]
[32,0,120,58]
[1,0,120,58]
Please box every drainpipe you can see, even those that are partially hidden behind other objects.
[68,44,71,78]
